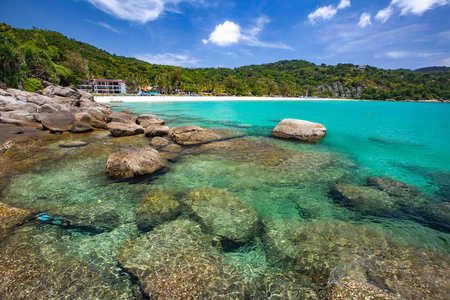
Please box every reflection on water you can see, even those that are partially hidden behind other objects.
[1,102,449,299]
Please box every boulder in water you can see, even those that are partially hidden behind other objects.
[169,125,219,145]
[271,119,326,142]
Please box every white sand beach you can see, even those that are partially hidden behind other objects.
[95,95,347,103]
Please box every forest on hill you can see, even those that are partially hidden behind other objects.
[1,22,449,100]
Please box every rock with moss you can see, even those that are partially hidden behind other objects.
[135,190,181,231]
[271,119,326,142]
[169,125,220,145]
[182,187,261,248]
[105,147,167,179]
[117,219,248,299]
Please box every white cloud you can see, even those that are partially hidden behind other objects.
[358,13,372,28]
[206,21,242,46]
[204,17,293,50]
[308,0,351,24]
[308,5,337,24]
[441,57,450,66]
[376,0,449,23]
[85,0,199,23]
[380,51,443,59]
[392,0,449,15]
[136,53,200,67]
[375,6,394,23]
[88,21,120,33]
[386,51,410,58]
[337,0,351,9]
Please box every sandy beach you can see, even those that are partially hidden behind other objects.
[95,95,346,103]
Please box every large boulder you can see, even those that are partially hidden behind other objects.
[71,121,94,133]
[27,95,53,106]
[43,85,82,99]
[135,190,181,231]
[107,122,144,137]
[271,119,326,142]
[117,219,247,299]
[79,110,108,129]
[182,187,261,248]
[136,114,164,127]
[41,110,76,132]
[105,147,167,179]
[106,112,136,124]
[169,125,220,145]
[144,124,170,137]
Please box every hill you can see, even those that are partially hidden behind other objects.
[415,66,450,73]
[1,22,449,100]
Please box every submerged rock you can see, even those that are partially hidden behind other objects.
[366,176,424,199]
[271,119,326,142]
[150,136,170,147]
[0,202,32,233]
[107,122,144,137]
[169,125,220,145]
[117,219,248,299]
[105,147,167,179]
[135,190,181,231]
[182,187,261,248]
[59,140,88,148]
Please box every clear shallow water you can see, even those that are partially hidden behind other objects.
[1,100,449,298]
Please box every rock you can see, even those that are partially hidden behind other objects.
[169,125,220,145]
[27,95,53,106]
[135,190,181,231]
[107,122,144,137]
[413,202,450,233]
[182,187,261,248]
[162,143,182,153]
[0,95,17,106]
[8,112,36,123]
[119,109,133,114]
[41,110,76,132]
[71,121,94,133]
[136,114,164,127]
[0,202,32,230]
[0,118,42,130]
[79,91,94,101]
[43,85,82,99]
[150,137,170,147]
[366,176,424,199]
[271,119,326,142]
[59,140,88,148]
[117,219,247,299]
[144,124,170,137]
[22,103,40,113]
[80,110,108,129]
[330,184,401,216]
[39,103,58,113]
[105,147,167,179]
[0,89,11,97]
[106,112,136,124]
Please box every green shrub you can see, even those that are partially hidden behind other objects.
[23,77,44,92]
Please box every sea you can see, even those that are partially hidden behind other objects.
[1,100,449,298]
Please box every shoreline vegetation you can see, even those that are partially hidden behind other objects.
[1,22,450,102]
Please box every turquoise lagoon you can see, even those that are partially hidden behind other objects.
[1,100,449,298]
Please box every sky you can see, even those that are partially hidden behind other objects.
[1,0,450,70]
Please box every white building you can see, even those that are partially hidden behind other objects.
[78,78,131,95]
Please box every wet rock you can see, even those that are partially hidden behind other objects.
[150,136,170,147]
[43,85,82,99]
[144,124,170,137]
[271,119,326,142]
[182,187,261,248]
[105,147,167,179]
[136,114,165,127]
[169,125,220,145]
[107,122,144,137]
[330,184,401,216]
[366,176,424,199]
[41,110,76,132]
[413,202,450,233]
[162,143,182,153]
[135,190,181,231]
[119,109,133,114]
[59,140,88,148]
[71,121,94,133]
[117,219,247,299]
[106,112,136,124]
[0,202,32,230]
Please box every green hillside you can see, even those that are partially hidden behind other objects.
[1,22,449,100]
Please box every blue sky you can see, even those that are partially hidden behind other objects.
[1,0,450,70]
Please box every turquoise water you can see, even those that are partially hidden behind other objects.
[1,100,449,298]
[116,100,450,193]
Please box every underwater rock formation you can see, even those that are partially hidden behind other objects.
[105,147,167,179]
[135,190,181,231]
[271,119,326,142]
[182,187,261,248]
[117,219,248,299]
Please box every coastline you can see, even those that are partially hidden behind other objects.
[94,95,347,103]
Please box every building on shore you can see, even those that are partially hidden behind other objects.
[78,78,131,95]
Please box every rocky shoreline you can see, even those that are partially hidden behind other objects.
[1,85,449,299]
